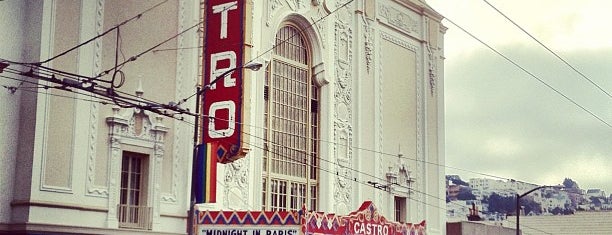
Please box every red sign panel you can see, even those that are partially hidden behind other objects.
[203,0,245,163]
[303,201,426,235]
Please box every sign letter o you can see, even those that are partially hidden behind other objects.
[208,101,236,138]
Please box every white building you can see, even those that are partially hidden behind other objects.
[537,191,570,214]
[1,0,446,234]
[587,189,606,198]
[469,178,538,200]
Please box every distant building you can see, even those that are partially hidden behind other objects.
[537,190,571,214]
[469,178,537,200]
[587,189,606,198]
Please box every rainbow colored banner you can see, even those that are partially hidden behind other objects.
[195,143,218,203]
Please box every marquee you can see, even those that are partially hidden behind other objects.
[194,201,426,235]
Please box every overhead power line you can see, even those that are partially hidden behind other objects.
[8,0,169,66]
[196,111,540,185]
[483,0,612,99]
[482,0,612,100]
[207,127,554,234]
[440,16,612,129]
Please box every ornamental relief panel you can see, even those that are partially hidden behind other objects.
[310,6,329,48]
[223,157,249,209]
[427,44,438,96]
[378,3,422,39]
[333,0,354,212]
[267,0,284,26]
[364,20,374,73]
[334,20,353,121]
[426,19,439,96]
[86,0,107,198]
[267,0,321,26]
[334,121,353,205]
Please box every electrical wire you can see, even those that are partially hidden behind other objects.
[196,112,536,185]
[11,54,503,187]
[4,0,169,66]
[416,1,612,129]
[443,16,612,129]
[204,126,553,234]
[3,64,190,120]
[94,20,204,80]
[159,112,554,233]
[4,67,553,232]
[0,76,116,105]
[482,0,612,100]
[0,65,575,220]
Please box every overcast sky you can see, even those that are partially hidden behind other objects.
[426,0,612,193]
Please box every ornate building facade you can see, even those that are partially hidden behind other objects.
[0,0,446,234]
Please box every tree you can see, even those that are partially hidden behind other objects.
[520,198,542,215]
[457,186,476,200]
[563,178,579,189]
[551,207,563,215]
[487,193,516,214]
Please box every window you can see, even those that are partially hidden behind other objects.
[262,25,319,211]
[395,196,407,223]
[118,152,151,230]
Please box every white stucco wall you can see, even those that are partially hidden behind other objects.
[0,0,26,223]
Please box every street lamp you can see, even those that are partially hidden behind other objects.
[515,185,558,235]
[187,61,262,235]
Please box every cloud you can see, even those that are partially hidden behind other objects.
[444,44,612,192]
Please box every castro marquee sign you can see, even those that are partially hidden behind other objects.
[194,201,426,235]
[203,0,248,163]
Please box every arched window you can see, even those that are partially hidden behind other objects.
[262,25,319,211]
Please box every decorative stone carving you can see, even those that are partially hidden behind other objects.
[105,104,169,228]
[386,152,414,195]
[106,135,121,228]
[333,0,354,212]
[267,0,283,26]
[310,6,328,48]
[293,0,305,10]
[376,41,384,205]
[223,157,249,209]
[378,3,421,39]
[334,121,352,205]
[86,0,107,198]
[363,20,373,73]
[427,45,437,96]
[334,21,352,114]
[425,18,438,97]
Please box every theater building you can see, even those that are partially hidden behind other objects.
[0,0,446,234]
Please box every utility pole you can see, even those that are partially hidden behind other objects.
[516,185,551,235]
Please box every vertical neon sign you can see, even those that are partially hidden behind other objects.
[202,0,245,163]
